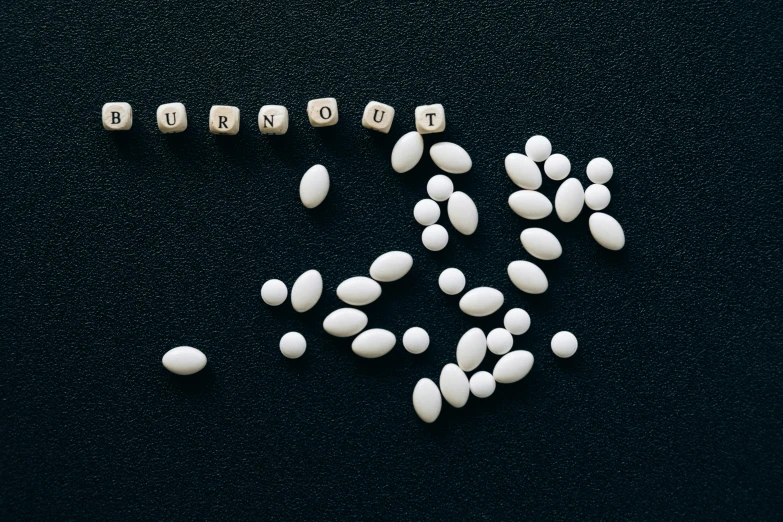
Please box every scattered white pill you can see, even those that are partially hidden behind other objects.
[351,328,396,358]
[520,228,562,260]
[279,332,307,359]
[413,378,442,423]
[439,363,470,408]
[544,153,571,180]
[290,269,323,312]
[260,279,287,306]
[554,178,585,223]
[525,135,552,162]
[336,276,382,306]
[508,190,553,220]
[429,142,472,174]
[469,371,496,398]
[585,184,611,211]
[422,224,449,251]
[162,346,207,376]
[369,251,413,282]
[459,287,504,317]
[447,191,478,235]
[588,213,625,250]
[507,261,548,294]
[487,328,514,355]
[504,153,542,189]
[504,308,531,335]
[322,308,368,337]
[493,350,534,384]
[586,157,613,184]
[427,175,454,202]
[391,131,424,173]
[299,164,330,209]
[413,199,441,226]
[403,327,430,354]
[551,331,578,358]
[456,327,487,372]
[438,268,466,295]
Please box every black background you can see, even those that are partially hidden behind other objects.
[1,1,781,520]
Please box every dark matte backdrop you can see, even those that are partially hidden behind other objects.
[1,1,781,520]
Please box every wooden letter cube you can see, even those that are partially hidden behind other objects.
[307,98,338,127]
[415,103,446,134]
[258,105,289,135]
[361,101,395,133]
[157,103,187,134]
[209,105,240,135]
[102,102,132,131]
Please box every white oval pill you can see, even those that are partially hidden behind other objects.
[413,199,440,226]
[439,363,470,408]
[493,350,534,384]
[554,178,585,222]
[413,378,442,423]
[162,346,207,375]
[336,276,382,306]
[260,279,287,306]
[322,308,368,337]
[507,260,548,294]
[589,213,625,250]
[459,287,504,317]
[504,153,541,189]
[279,332,306,359]
[369,251,413,282]
[585,184,611,211]
[456,327,487,372]
[438,268,466,295]
[403,327,429,354]
[299,164,330,209]
[422,224,449,251]
[351,328,396,358]
[469,371,496,398]
[391,131,424,173]
[447,191,478,235]
[520,228,562,260]
[525,135,552,162]
[427,175,454,202]
[586,157,613,184]
[508,190,553,220]
[504,308,531,335]
[487,328,514,355]
[430,142,472,174]
[551,331,578,358]
[291,269,323,312]
[544,153,571,180]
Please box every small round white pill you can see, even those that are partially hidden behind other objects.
[427,175,453,202]
[585,184,611,210]
[525,135,552,162]
[438,268,466,295]
[413,199,441,226]
[422,224,448,251]
[586,157,613,184]
[279,332,306,359]
[551,331,578,358]
[487,328,514,355]
[403,327,430,354]
[261,279,288,306]
[469,371,496,398]
[504,308,531,335]
[543,153,571,180]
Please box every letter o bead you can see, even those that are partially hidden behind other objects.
[157,103,187,133]
[102,102,132,131]
[361,101,395,133]
[307,97,338,127]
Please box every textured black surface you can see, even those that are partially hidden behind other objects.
[1,1,781,520]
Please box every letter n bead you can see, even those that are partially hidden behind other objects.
[209,105,240,135]
[102,102,133,131]
[307,98,338,127]
[361,101,395,134]
[415,103,446,134]
[157,103,188,133]
[258,105,289,135]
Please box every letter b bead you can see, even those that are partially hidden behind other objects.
[102,102,133,131]
[157,103,187,133]
[361,101,395,133]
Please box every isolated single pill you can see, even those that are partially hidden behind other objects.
[280,332,307,359]
[403,327,430,354]
[162,346,207,376]
[551,331,578,358]
[261,279,288,306]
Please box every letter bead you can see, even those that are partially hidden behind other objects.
[156,102,187,134]
[307,97,338,127]
[102,102,132,131]
[209,105,240,135]
[415,103,445,134]
[361,101,395,133]
[258,105,289,135]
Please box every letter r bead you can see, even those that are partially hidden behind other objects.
[415,103,446,134]
[209,105,240,135]
[361,101,395,134]
[102,102,133,131]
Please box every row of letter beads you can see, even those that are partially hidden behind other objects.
[102,100,446,136]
